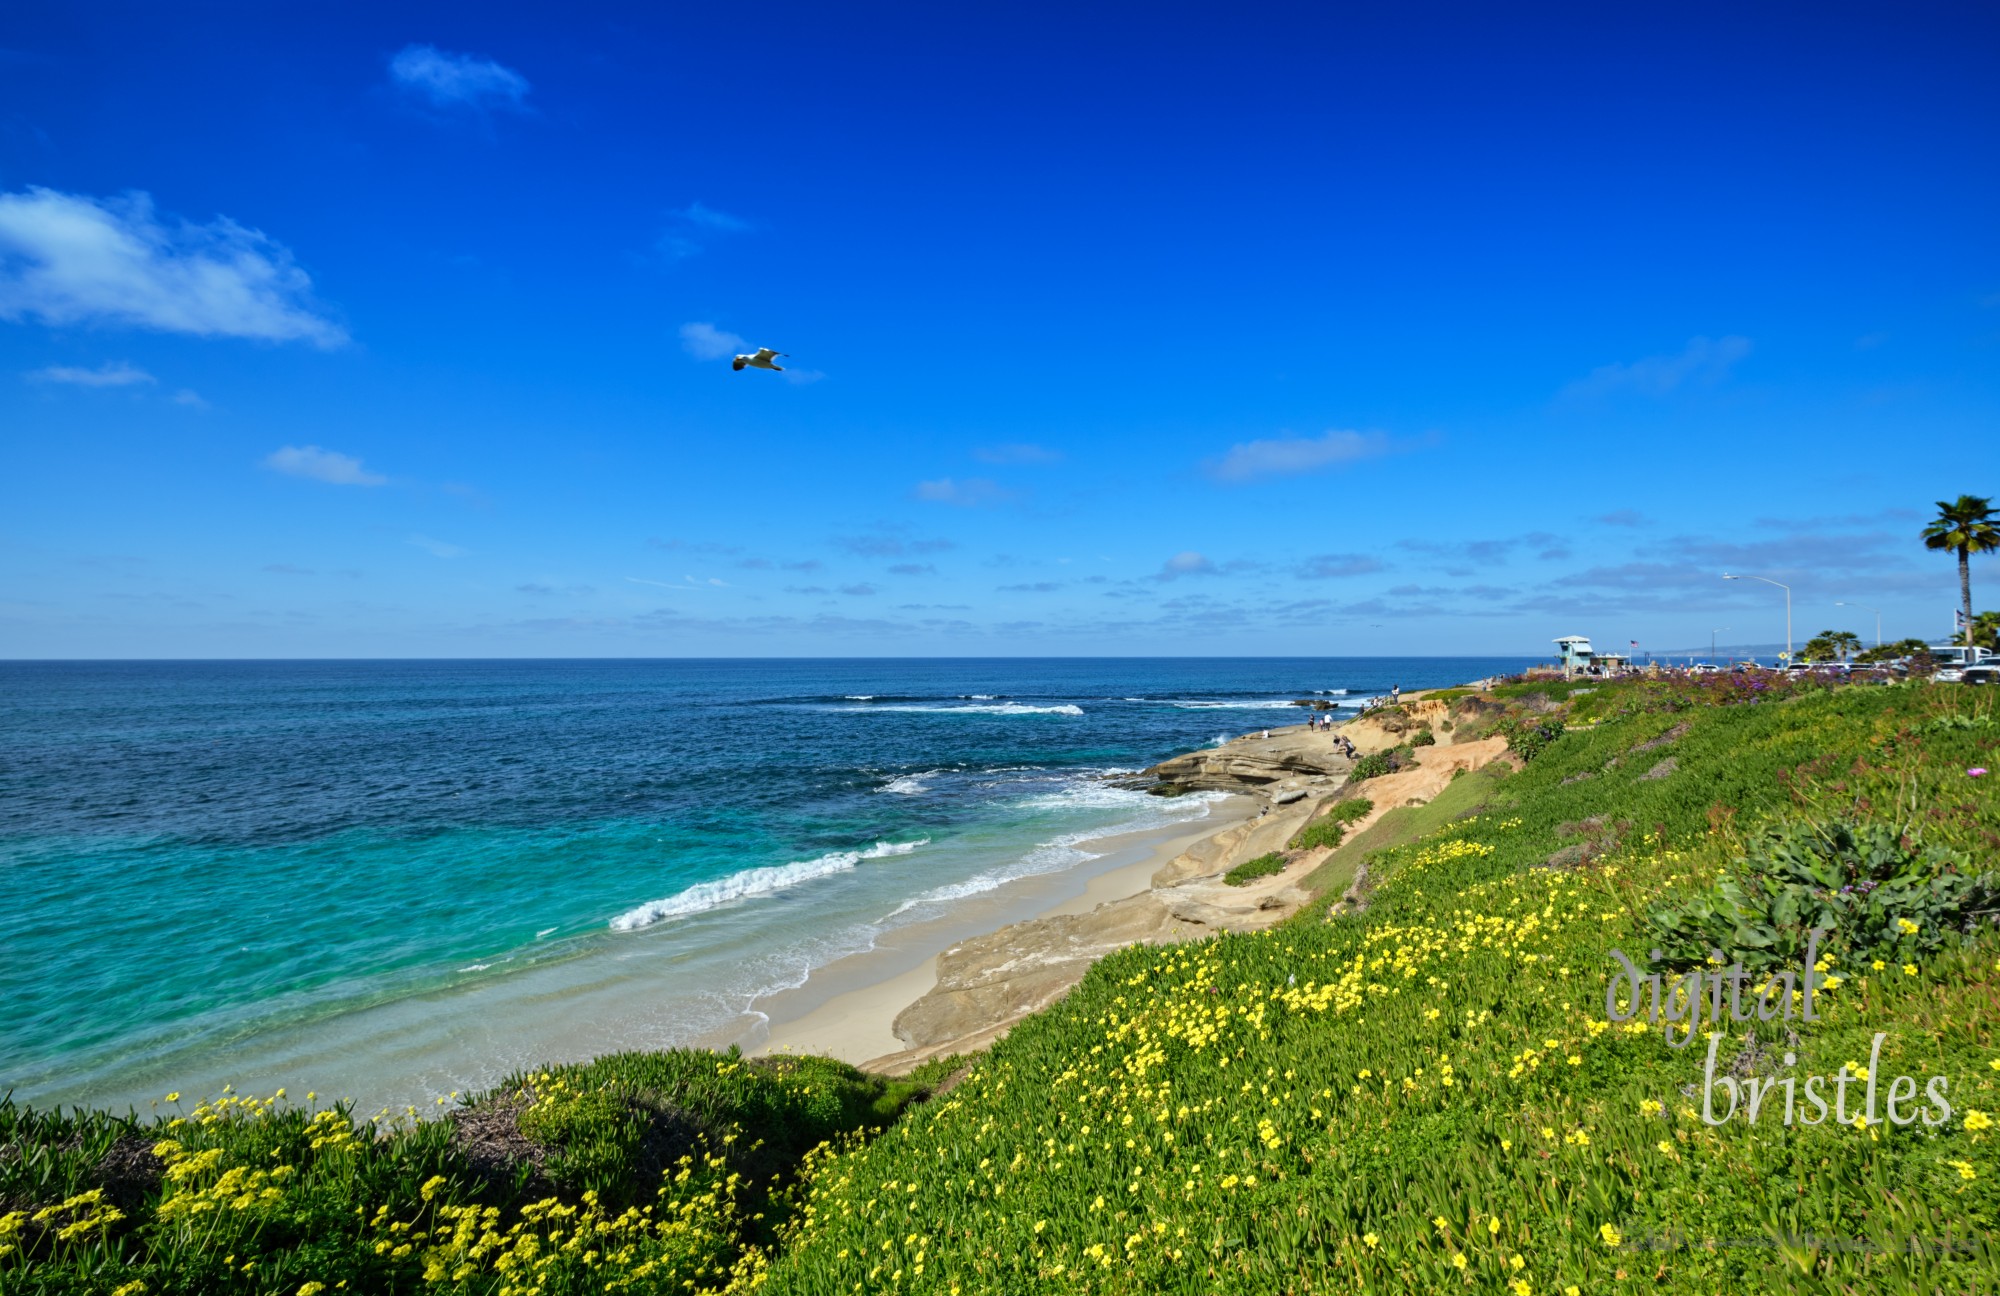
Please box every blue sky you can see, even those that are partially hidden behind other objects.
[3,2,1996,658]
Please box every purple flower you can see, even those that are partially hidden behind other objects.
[1972,767,1990,777]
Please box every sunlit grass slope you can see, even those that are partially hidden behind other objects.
[758,679,2000,1295]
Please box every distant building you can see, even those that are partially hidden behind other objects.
[1554,635,1594,677]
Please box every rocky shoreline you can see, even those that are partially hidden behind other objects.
[855,692,1511,1074]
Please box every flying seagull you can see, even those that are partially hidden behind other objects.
[732,347,786,372]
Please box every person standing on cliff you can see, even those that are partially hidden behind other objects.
[1391,683,1401,705]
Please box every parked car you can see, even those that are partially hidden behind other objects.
[1962,664,2000,686]
[1934,666,1966,683]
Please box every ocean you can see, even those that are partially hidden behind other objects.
[0,657,1534,1113]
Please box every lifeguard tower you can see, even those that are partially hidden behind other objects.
[1554,635,1595,677]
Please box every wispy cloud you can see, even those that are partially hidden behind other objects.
[832,532,954,557]
[263,445,386,486]
[171,388,208,408]
[1594,509,1649,527]
[626,574,727,590]
[27,360,154,386]
[679,321,745,361]
[0,187,345,345]
[839,583,878,596]
[389,44,530,112]
[887,562,937,576]
[1295,553,1384,579]
[262,563,314,575]
[974,442,1062,465]
[1156,551,1217,580]
[1204,429,1401,483]
[656,203,753,259]
[913,477,1012,507]
[1560,335,1751,400]
[409,534,468,558]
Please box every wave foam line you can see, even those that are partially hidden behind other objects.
[879,769,944,795]
[861,702,1083,716]
[887,791,1225,918]
[1165,699,1303,710]
[611,839,929,931]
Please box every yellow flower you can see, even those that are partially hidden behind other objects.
[112,1284,148,1296]
[1966,1110,1993,1131]
[1452,1253,1468,1271]
[1639,1099,1663,1117]
[1512,1281,1533,1296]
[1948,1160,1977,1181]
[1433,1215,1449,1231]
[298,1285,326,1296]
[164,1093,179,1103]
[1903,964,1918,977]
[1872,959,1887,971]
[1509,1251,1525,1269]
[1599,1223,1622,1247]
[1363,1232,1379,1249]
[1897,917,1919,934]
[1657,1140,1673,1154]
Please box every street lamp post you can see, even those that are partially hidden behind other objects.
[1836,601,1882,649]
[1711,627,1728,664]
[1723,573,1791,663]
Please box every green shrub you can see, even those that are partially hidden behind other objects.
[1646,820,2000,972]
[1222,851,1289,886]
[1291,797,1376,851]
[1411,727,1436,746]
[1499,715,1566,761]
[1349,751,1400,780]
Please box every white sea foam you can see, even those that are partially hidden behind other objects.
[886,789,1224,919]
[459,963,492,972]
[879,769,942,795]
[535,927,557,939]
[861,702,1083,716]
[1165,699,1303,710]
[611,839,930,931]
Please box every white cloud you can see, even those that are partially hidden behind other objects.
[409,534,468,558]
[1158,551,1217,579]
[171,388,208,407]
[28,360,154,386]
[679,321,745,361]
[913,477,1011,507]
[0,187,345,345]
[263,445,386,486]
[1205,429,1395,482]
[389,44,529,112]
[1561,335,1752,400]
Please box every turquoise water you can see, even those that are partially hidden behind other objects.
[0,658,1532,1108]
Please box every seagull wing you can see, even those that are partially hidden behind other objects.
[732,356,748,371]
[752,348,781,363]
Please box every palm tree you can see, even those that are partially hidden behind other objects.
[1922,495,2000,649]
[1827,630,1861,662]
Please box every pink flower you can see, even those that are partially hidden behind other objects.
[1971,768,1990,777]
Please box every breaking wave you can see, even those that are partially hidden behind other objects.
[611,839,929,931]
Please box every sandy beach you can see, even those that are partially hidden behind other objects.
[750,797,1259,1063]
[753,690,1507,1072]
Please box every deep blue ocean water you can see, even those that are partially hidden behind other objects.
[0,658,1534,1106]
